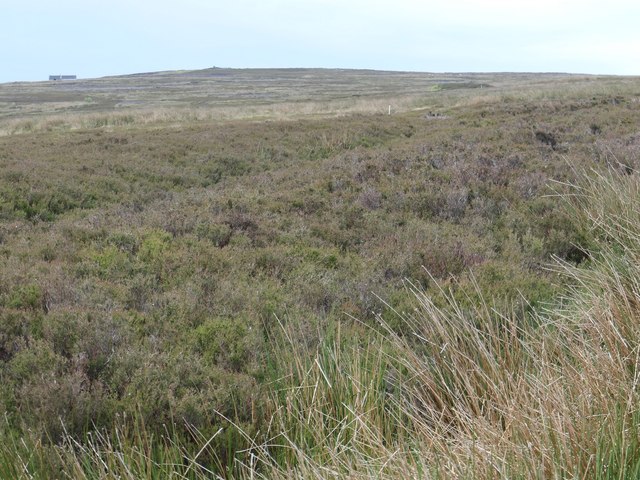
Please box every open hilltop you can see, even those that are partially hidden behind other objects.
[1,68,630,130]
[1,68,640,478]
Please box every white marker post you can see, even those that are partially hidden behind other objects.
[388,105,391,116]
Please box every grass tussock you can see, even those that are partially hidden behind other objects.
[239,169,640,479]
[0,414,230,479]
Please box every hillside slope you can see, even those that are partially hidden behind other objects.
[1,69,639,477]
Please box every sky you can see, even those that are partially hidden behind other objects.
[1,0,639,83]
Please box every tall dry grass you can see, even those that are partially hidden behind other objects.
[0,94,428,136]
[244,168,640,479]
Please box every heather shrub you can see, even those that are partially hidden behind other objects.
[6,284,45,311]
[193,316,260,372]
[1,73,639,478]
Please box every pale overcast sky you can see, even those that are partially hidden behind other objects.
[1,0,639,83]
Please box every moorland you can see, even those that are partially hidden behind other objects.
[1,68,640,478]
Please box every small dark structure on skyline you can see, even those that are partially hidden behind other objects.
[49,75,76,81]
